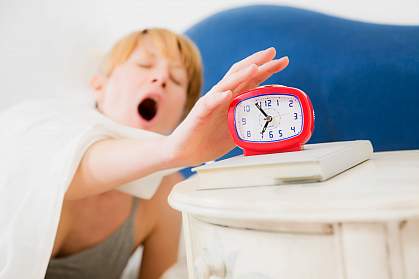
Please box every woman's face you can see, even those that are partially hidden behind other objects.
[93,37,188,135]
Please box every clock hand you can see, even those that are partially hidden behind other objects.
[261,120,269,138]
[255,103,269,118]
[260,116,273,138]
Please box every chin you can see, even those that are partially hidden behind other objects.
[132,119,167,135]
[148,125,174,136]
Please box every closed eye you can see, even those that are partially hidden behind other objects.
[170,75,182,86]
[170,70,187,86]
[137,63,152,69]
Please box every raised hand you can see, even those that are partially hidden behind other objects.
[168,48,289,167]
[214,47,288,98]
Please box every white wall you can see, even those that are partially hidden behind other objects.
[0,0,418,110]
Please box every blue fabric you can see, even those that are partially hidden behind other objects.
[180,5,419,178]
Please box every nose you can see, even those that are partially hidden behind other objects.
[151,78,166,89]
[150,65,169,89]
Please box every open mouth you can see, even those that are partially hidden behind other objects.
[137,98,158,121]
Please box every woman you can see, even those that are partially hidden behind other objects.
[46,28,289,279]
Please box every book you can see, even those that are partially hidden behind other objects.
[192,140,373,190]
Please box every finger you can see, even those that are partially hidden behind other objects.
[257,56,289,81]
[233,56,289,96]
[238,56,289,92]
[225,47,276,76]
[214,64,258,93]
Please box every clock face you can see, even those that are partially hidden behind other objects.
[234,94,303,142]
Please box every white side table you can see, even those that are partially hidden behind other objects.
[169,150,419,279]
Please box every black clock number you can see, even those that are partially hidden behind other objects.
[289,99,294,107]
[265,100,272,107]
[290,126,296,133]
[278,130,283,137]
[294,113,298,120]
[244,105,251,112]
[241,118,247,125]
[247,131,251,138]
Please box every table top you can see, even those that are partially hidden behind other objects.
[169,150,419,223]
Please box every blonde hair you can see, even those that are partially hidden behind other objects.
[100,28,203,115]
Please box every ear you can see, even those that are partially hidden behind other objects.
[90,74,107,104]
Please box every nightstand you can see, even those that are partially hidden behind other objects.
[169,150,419,279]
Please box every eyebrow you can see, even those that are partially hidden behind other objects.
[141,49,184,69]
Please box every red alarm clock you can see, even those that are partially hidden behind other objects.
[227,85,315,156]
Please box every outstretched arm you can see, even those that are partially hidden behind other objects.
[65,48,288,200]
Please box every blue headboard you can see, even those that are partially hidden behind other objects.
[181,5,419,176]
